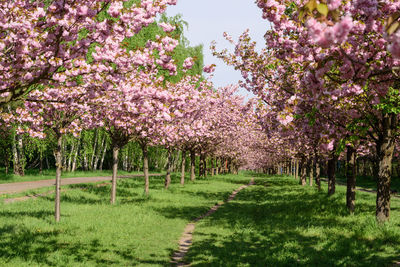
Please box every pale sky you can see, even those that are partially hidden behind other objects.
[165,0,268,97]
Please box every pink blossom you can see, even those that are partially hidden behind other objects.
[159,22,176,32]
[203,64,216,73]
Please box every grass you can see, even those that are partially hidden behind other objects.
[1,172,400,266]
[0,169,159,184]
[335,174,400,193]
[185,174,400,267]
[0,173,250,266]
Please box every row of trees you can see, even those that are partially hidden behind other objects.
[0,0,269,222]
[213,0,400,222]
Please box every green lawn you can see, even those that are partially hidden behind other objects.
[0,173,250,266]
[1,173,399,266]
[186,174,400,267]
[335,175,400,193]
[0,169,158,184]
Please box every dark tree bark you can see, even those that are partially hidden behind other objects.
[180,150,186,185]
[346,145,356,213]
[376,113,397,223]
[315,159,321,191]
[299,157,307,186]
[328,152,338,196]
[165,148,172,189]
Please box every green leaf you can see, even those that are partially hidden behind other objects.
[305,0,317,12]
[317,3,329,17]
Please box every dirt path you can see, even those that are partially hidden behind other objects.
[171,178,255,266]
[0,174,162,195]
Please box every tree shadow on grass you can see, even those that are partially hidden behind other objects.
[0,224,127,266]
[183,181,399,266]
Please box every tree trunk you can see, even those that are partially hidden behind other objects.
[94,133,105,171]
[376,113,397,223]
[180,150,186,185]
[142,142,150,195]
[62,136,67,172]
[300,157,307,186]
[315,157,321,191]
[309,159,314,187]
[71,137,80,172]
[90,129,98,170]
[39,146,43,175]
[295,159,299,180]
[165,148,172,189]
[67,140,75,172]
[99,140,107,171]
[190,150,196,181]
[328,152,338,196]
[55,133,63,222]
[110,145,119,204]
[346,145,356,213]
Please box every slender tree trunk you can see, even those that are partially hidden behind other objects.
[190,150,196,181]
[295,159,299,180]
[315,157,321,191]
[99,140,107,171]
[328,152,338,196]
[300,157,307,186]
[142,142,150,195]
[55,133,63,222]
[94,133,105,171]
[90,129,98,170]
[83,144,89,171]
[39,146,43,175]
[346,145,356,213]
[62,136,67,172]
[67,140,75,172]
[180,150,186,185]
[309,159,314,187]
[71,137,80,172]
[165,148,172,189]
[376,113,397,223]
[110,145,119,204]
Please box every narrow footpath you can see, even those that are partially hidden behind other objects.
[170,178,255,266]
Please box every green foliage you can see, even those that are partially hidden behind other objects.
[375,87,400,114]
[305,107,318,126]
[284,2,297,16]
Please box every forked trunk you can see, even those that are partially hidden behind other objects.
[346,145,356,213]
[110,145,119,204]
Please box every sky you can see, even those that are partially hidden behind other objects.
[165,0,268,97]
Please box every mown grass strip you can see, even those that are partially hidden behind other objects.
[0,173,250,266]
[186,175,400,267]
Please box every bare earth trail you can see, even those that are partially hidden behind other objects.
[171,178,255,266]
[0,174,163,195]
